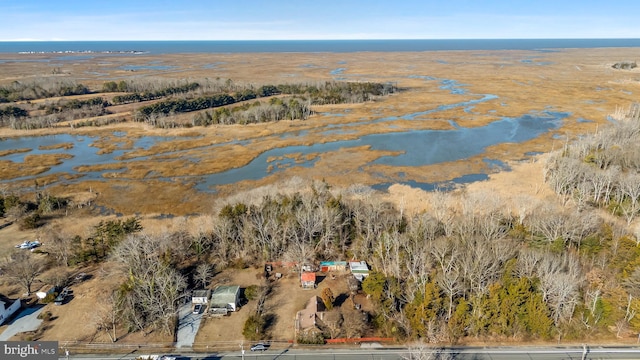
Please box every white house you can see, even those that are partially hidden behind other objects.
[0,296,21,325]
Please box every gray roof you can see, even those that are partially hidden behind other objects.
[210,285,239,306]
[192,289,211,298]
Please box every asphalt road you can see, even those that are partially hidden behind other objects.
[60,346,640,360]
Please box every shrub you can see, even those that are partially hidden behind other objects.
[244,285,260,301]
[296,331,325,344]
[242,312,265,341]
[20,212,41,230]
[37,311,52,321]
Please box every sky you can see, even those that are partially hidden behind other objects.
[1,0,639,41]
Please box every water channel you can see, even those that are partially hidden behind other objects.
[0,76,568,192]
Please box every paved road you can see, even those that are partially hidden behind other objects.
[60,346,640,360]
[175,303,203,348]
[0,305,45,340]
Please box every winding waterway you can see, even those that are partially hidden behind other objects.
[0,76,567,192]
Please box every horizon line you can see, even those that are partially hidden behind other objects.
[2,37,640,42]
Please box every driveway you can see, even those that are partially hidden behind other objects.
[175,303,203,348]
[0,305,45,340]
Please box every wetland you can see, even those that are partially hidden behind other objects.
[0,47,638,215]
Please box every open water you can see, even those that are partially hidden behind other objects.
[1,39,640,54]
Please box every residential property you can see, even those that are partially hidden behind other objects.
[300,272,316,289]
[191,290,211,304]
[295,295,326,335]
[0,295,21,325]
[209,285,240,315]
[349,261,370,282]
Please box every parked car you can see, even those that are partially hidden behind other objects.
[54,287,71,305]
[250,343,269,351]
[193,304,203,314]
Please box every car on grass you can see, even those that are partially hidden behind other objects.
[250,343,269,351]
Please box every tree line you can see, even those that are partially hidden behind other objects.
[109,82,200,104]
[135,81,397,123]
[189,97,312,127]
[0,79,89,103]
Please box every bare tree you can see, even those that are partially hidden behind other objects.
[321,308,343,339]
[3,251,46,295]
[536,252,583,325]
[41,227,75,267]
[111,234,187,335]
[402,341,453,360]
[619,173,640,225]
[93,290,120,342]
[342,306,367,339]
[194,262,214,289]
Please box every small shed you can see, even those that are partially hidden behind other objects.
[301,272,316,289]
[209,285,240,315]
[36,285,57,300]
[349,261,370,282]
[320,261,347,272]
[191,289,211,304]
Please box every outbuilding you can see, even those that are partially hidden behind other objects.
[319,261,347,272]
[191,289,211,305]
[301,272,316,289]
[349,261,370,282]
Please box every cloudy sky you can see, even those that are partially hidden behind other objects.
[1,0,638,41]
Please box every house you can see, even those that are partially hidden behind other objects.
[191,290,211,305]
[319,261,347,272]
[349,261,370,282]
[0,295,21,325]
[209,285,240,315]
[295,296,326,333]
[300,272,316,289]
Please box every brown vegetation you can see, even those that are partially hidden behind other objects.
[1,48,640,347]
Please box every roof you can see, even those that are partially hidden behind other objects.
[210,285,239,306]
[298,296,325,330]
[349,261,369,273]
[319,261,347,266]
[301,272,316,282]
[192,289,211,298]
